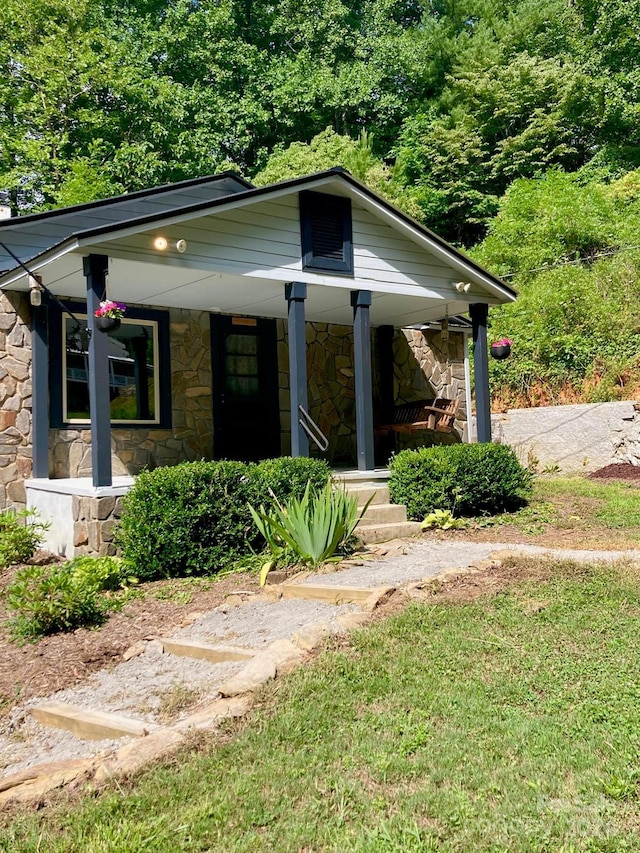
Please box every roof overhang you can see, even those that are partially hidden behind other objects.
[0,169,515,328]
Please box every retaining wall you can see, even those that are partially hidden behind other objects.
[492,400,640,473]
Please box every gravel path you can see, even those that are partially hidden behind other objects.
[303,539,640,589]
[3,538,639,780]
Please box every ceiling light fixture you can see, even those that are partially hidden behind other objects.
[153,236,187,253]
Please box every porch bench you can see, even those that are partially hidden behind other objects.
[375,398,459,435]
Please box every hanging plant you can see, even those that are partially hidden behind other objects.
[94,300,126,333]
[490,337,512,360]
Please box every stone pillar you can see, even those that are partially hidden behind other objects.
[0,291,33,507]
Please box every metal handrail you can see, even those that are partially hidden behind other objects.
[298,405,329,452]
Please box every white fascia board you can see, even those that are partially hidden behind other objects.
[344,184,516,303]
[0,240,80,288]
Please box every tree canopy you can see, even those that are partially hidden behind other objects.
[2,0,640,403]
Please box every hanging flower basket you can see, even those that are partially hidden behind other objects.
[94,300,126,333]
[490,338,512,360]
[94,315,121,333]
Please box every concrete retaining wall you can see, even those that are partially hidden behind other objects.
[492,400,640,473]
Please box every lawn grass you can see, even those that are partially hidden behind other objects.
[3,557,640,851]
[481,475,640,545]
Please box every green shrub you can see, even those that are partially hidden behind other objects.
[252,457,330,506]
[389,444,532,520]
[0,508,49,569]
[115,457,331,580]
[6,555,130,641]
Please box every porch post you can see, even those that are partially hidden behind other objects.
[351,290,374,471]
[31,290,49,478]
[470,302,492,443]
[84,254,112,486]
[285,282,309,457]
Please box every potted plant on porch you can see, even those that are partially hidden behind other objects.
[94,300,126,333]
[490,337,512,360]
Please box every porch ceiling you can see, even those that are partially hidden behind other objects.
[7,249,478,328]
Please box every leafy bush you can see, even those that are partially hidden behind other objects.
[252,457,330,506]
[115,457,331,580]
[6,555,129,641]
[389,444,532,520]
[0,508,49,569]
[249,481,363,570]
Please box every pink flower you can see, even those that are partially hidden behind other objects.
[94,300,126,319]
[492,338,512,347]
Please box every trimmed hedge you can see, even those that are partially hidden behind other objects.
[389,444,532,520]
[115,457,330,580]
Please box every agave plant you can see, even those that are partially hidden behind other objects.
[248,480,368,573]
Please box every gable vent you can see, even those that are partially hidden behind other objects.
[300,190,353,275]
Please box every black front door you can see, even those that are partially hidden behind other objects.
[211,315,281,461]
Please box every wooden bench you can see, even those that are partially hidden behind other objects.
[375,398,459,436]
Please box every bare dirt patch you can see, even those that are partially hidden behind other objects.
[0,567,260,718]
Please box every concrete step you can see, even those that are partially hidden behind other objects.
[161,639,255,664]
[30,703,158,741]
[342,483,390,505]
[356,520,423,544]
[357,503,407,524]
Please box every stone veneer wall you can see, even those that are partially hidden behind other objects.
[393,328,467,450]
[0,291,32,509]
[72,494,123,556]
[276,321,467,466]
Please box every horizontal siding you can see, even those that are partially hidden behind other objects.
[98,193,459,300]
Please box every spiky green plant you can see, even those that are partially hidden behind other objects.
[248,480,367,569]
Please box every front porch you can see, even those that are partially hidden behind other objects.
[0,168,515,550]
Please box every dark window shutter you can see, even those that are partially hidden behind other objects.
[300,191,354,274]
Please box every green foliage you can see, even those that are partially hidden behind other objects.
[389,444,532,520]
[421,508,467,530]
[248,480,363,568]
[0,509,49,570]
[474,168,640,404]
[5,555,135,640]
[115,458,331,580]
[62,555,136,592]
[250,456,331,506]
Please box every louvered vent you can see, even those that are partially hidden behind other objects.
[300,190,354,275]
[310,203,345,260]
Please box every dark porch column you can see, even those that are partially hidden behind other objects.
[84,254,112,486]
[470,302,492,443]
[351,290,374,471]
[285,282,309,457]
[31,289,49,478]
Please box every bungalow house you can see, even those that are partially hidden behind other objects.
[0,168,515,554]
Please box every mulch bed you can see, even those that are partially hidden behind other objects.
[588,463,640,482]
[0,566,259,719]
